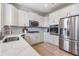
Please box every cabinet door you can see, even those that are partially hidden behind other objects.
[49,35,59,46]
[31,34,37,45]
[4,4,18,25]
[13,6,18,25]
[18,10,25,26]
[48,35,55,44]
[0,4,1,29]
[39,32,44,42]
[44,32,49,42]
[24,35,31,44]
[35,33,44,43]
[44,32,59,46]
[53,35,59,46]
[4,4,13,25]
[27,34,37,45]
[30,34,40,45]
[27,33,43,45]
[18,10,29,26]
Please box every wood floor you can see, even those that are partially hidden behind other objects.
[32,42,73,56]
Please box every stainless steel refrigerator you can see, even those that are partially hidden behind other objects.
[59,15,79,55]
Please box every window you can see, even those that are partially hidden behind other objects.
[3,37,19,43]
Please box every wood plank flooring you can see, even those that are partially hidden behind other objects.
[32,42,73,56]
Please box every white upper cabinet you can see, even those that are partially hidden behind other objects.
[18,10,44,27]
[12,6,18,25]
[49,14,59,25]
[43,16,49,27]
[18,10,29,26]
[0,3,1,30]
[3,4,18,25]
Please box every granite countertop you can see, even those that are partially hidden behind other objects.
[0,34,40,56]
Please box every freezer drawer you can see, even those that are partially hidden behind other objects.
[69,41,79,55]
[59,39,69,51]
[59,38,79,55]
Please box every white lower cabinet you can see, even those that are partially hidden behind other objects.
[26,33,44,45]
[44,32,59,47]
[44,32,49,42]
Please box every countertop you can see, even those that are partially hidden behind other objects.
[0,34,40,56]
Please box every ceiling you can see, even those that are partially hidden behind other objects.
[12,3,73,16]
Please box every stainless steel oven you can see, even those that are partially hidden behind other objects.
[49,25,58,35]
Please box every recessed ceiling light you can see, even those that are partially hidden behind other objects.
[44,4,48,7]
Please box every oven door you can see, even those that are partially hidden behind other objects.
[50,25,58,35]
